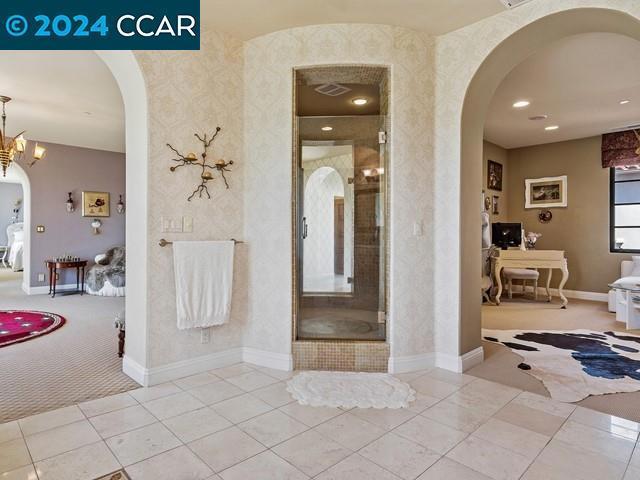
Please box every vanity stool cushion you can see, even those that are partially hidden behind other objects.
[503,268,540,280]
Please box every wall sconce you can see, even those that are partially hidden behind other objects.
[66,192,75,213]
[91,218,102,235]
[361,167,384,182]
[166,126,234,201]
[116,194,125,214]
[28,143,47,167]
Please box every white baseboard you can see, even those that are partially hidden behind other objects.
[388,347,484,374]
[436,347,484,373]
[388,353,435,374]
[243,347,293,371]
[123,347,293,386]
[24,283,81,295]
[534,287,607,303]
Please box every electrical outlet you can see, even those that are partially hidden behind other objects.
[55,273,59,281]
[200,327,211,344]
[38,273,45,282]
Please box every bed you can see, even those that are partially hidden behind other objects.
[6,223,24,272]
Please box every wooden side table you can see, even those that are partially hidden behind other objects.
[46,260,87,298]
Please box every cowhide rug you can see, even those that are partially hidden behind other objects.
[483,329,640,402]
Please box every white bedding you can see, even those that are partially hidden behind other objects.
[8,240,23,271]
[6,224,24,271]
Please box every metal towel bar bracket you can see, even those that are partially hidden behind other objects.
[159,238,243,247]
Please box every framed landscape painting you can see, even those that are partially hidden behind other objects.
[82,191,110,217]
[525,175,567,209]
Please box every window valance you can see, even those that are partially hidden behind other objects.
[602,130,640,168]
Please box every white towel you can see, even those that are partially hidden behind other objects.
[173,241,234,330]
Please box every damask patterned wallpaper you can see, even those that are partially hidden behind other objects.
[128,0,640,371]
[244,25,436,359]
[136,32,245,367]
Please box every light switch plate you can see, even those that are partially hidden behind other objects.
[161,216,183,233]
[183,216,193,233]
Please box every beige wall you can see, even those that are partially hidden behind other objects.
[244,24,436,363]
[507,136,631,293]
[136,32,246,368]
[483,141,509,223]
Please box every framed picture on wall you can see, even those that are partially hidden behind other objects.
[492,195,499,214]
[82,191,110,217]
[487,160,503,191]
[525,175,567,209]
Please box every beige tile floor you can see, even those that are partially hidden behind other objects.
[1,362,640,480]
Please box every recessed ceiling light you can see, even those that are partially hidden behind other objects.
[352,98,368,106]
[620,100,631,105]
[513,100,530,108]
[321,126,333,131]
[545,125,559,131]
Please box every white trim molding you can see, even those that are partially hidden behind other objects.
[536,287,608,303]
[436,347,484,373]
[388,353,435,374]
[388,348,484,374]
[123,347,293,386]
[243,347,293,371]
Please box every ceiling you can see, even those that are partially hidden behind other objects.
[0,51,124,153]
[302,145,353,161]
[298,84,380,116]
[485,33,640,149]
[201,0,506,39]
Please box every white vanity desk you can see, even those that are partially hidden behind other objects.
[492,249,569,308]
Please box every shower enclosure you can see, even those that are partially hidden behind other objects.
[293,66,389,342]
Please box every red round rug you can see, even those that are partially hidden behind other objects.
[0,310,66,348]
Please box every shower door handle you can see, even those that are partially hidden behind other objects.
[302,217,308,239]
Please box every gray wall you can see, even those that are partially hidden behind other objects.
[18,141,125,286]
[0,183,23,245]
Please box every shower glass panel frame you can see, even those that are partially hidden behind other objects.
[292,65,390,343]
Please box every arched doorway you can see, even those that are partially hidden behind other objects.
[0,162,30,291]
[96,52,149,382]
[458,8,640,360]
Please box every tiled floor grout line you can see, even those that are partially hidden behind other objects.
[5,365,640,479]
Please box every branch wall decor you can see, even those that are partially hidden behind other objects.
[167,126,234,201]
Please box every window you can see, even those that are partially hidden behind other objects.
[610,168,640,253]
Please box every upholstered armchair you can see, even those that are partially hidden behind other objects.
[85,246,126,296]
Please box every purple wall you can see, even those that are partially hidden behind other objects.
[17,141,125,287]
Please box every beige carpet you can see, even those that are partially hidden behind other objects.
[0,269,138,423]
[470,296,640,422]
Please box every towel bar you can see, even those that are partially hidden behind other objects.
[159,238,243,247]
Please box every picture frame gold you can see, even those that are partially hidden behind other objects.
[82,191,110,217]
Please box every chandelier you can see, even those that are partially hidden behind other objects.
[0,96,46,177]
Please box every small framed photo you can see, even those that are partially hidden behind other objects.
[487,160,503,191]
[525,175,567,209]
[492,195,499,214]
[82,191,110,217]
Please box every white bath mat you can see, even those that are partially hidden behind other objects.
[286,371,416,409]
[483,328,640,402]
